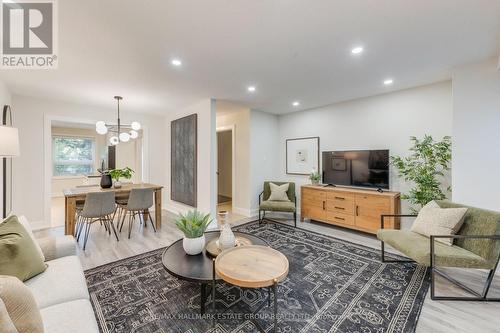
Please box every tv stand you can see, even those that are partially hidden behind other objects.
[300,185,401,234]
[376,188,384,193]
[323,183,336,187]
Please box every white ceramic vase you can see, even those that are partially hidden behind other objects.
[218,223,235,250]
[183,235,205,255]
[114,181,122,188]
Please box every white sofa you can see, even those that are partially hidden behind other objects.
[23,219,99,333]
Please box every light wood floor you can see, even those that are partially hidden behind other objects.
[35,211,500,333]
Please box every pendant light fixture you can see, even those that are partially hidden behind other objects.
[96,96,141,146]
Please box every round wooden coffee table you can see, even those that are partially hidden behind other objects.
[162,231,267,314]
[213,245,289,332]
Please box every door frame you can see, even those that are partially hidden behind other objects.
[216,125,235,210]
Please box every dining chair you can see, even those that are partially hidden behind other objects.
[75,191,119,250]
[116,188,156,239]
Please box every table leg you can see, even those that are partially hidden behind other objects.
[65,197,76,236]
[200,283,207,315]
[154,189,162,230]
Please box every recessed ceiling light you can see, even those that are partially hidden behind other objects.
[247,86,256,92]
[292,101,300,107]
[351,46,364,55]
[171,59,182,66]
[383,79,394,86]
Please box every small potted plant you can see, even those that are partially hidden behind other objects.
[109,167,134,188]
[309,168,321,185]
[175,210,212,255]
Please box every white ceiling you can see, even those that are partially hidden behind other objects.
[1,0,499,115]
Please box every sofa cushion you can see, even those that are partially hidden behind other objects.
[268,182,291,201]
[0,275,44,333]
[0,215,47,281]
[260,200,296,213]
[377,229,491,269]
[41,299,99,333]
[25,256,89,309]
[0,299,18,333]
[411,201,467,246]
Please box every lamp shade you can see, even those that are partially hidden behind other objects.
[0,126,20,157]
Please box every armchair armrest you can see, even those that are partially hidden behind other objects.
[380,214,417,229]
[430,234,500,268]
[37,235,77,261]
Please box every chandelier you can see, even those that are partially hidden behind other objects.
[95,96,141,146]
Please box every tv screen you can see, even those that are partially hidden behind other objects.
[322,150,389,189]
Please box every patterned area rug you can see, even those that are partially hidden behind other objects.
[85,221,429,333]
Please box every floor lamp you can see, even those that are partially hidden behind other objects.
[1,105,19,219]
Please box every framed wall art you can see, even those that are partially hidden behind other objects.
[286,136,320,175]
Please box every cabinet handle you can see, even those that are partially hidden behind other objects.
[334,206,345,210]
[334,196,345,200]
[334,216,345,221]
[356,205,359,216]
[323,201,326,210]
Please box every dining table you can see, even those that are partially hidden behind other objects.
[62,183,163,235]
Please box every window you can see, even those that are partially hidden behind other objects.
[52,136,95,177]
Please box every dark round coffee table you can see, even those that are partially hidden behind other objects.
[162,230,267,314]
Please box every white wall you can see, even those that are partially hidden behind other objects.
[276,81,453,215]
[0,81,12,218]
[452,57,500,211]
[216,101,252,215]
[165,99,217,221]
[249,110,279,214]
[11,95,166,227]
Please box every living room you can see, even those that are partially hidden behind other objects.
[0,1,499,333]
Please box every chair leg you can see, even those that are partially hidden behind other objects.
[108,215,119,242]
[83,221,92,251]
[258,210,262,224]
[293,212,297,228]
[77,217,86,242]
[147,209,157,232]
[119,208,127,232]
[128,212,134,239]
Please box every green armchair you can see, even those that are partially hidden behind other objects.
[259,181,297,228]
[377,200,500,301]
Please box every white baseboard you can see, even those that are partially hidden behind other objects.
[30,220,51,231]
[232,206,252,217]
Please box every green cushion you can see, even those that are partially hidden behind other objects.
[377,229,491,269]
[435,200,500,268]
[260,200,296,213]
[0,216,47,281]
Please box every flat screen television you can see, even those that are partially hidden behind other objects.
[322,150,389,189]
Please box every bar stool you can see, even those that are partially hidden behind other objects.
[76,192,119,250]
[117,188,156,239]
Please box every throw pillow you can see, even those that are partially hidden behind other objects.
[268,183,290,201]
[411,201,468,246]
[0,216,47,281]
[0,275,44,333]
[0,299,18,333]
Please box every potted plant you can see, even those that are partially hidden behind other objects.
[309,168,321,185]
[98,169,112,189]
[109,167,134,188]
[175,210,212,255]
[391,135,451,213]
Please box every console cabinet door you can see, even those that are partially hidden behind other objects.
[354,194,392,232]
[302,188,327,221]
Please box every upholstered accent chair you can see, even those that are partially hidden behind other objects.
[377,200,500,301]
[259,181,297,227]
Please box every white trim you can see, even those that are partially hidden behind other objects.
[43,115,150,227]
[216,124,236,214]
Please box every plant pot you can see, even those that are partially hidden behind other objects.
[311,179,320,185]
[100,174,112,189]
[183,235,206,255]
[114,181,122,188]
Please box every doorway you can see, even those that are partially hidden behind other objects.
[217,129,233,208]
